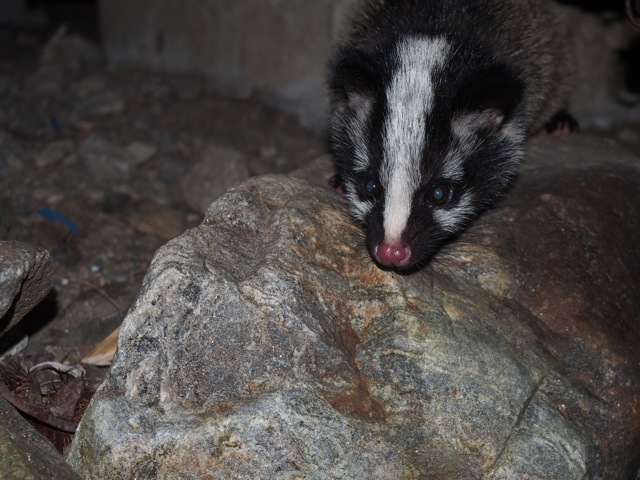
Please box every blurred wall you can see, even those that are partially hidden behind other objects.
[98,1,640,131]
[98,0,358,130]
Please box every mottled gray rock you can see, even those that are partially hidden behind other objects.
[75,90,125,117]
[35,140,75,168]
[78,134,137,183]
[181,144,250,213]
[0,397,81,480]
[68,135,640,479]
[0,241,53,336]
[126,141,157,165]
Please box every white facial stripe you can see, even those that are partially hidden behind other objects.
[381,36,450,243]
[433,191,475,233]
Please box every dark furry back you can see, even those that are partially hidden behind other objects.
[334,0,571,132]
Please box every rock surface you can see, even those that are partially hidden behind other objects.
[68,135,640,479]
[0,241,53,336]
[0,397,81,480]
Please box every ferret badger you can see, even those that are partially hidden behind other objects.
[328,0,572,270]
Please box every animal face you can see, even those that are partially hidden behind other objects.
[329,35,526,269]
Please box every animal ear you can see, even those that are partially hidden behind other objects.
[329,47,378,108]
[454,63,524,129]
[453,108,507,135]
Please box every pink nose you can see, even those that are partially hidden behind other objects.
[373,243,412,268]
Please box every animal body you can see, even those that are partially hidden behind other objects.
[328,0,573,270]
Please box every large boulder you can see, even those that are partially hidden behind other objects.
[68,135,640,479]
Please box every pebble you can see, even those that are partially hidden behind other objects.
[75,90,125,117]
[128,203,186,242]
[35,140,75,168]
[126,141,157,165]
[78,134,137,183]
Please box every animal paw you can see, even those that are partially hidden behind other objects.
[544,110,579,136]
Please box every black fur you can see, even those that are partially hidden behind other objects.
[328,0,566,269]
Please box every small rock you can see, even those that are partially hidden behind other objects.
[78,134,137,183]
[180,144,250,213]
[0,398,81,480]
[128,202,186,242]
[0,241,53,336]
[35,139,75,168]
[75,90,125,117]
[126,141,157,165]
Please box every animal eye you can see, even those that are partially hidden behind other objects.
[361,178,382,201]
[427,183,452,206]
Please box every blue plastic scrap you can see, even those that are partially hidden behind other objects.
[37,207,80,233]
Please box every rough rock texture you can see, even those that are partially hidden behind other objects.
[0,397,81,480]
[68,135,640,479]
[0,241,53,336]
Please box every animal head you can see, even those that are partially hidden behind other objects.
[329,35,527,270]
